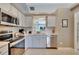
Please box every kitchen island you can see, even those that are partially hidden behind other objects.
[25,33,57,49]
[25,34,47,48]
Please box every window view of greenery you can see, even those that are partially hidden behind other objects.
[34,18,46,32]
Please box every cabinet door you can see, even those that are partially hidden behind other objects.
[2,51,8,55]
[10,6,18,17]
[22,15,26,27]
[39,36,47,48]
[18,11,26,27]
[25,37,28,48]
[28,36,32,48]
[25,36,32,48]
[47,16,56,27]
[25,16,33,27]
[32,36,40,48]
[0,44,8,55]
[18,11,23,26]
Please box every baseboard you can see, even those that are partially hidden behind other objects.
[46,47,57,49]
[26,47,46,49]
[25,47,57,49]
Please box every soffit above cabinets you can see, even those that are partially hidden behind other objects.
[11,3,77,15]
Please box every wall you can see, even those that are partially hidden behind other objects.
[31,9,74,48]
[55,8,74,48]
[0,25,21,32]
[0,25,32,34]
[71,5,79,50]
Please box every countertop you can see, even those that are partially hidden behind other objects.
[0,41,9,48]
[26,33,58,36]
[10,36,25,47]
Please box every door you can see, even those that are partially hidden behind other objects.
[74,12,79,51]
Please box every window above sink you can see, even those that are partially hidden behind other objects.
[33,16,46,32]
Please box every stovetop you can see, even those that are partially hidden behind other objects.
[0,36,24,43]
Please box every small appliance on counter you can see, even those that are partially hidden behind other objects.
[27,30,32,34]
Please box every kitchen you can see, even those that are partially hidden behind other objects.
[0,3,77,55]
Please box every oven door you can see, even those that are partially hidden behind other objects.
[10,39,25,55]
[0,34,13,40]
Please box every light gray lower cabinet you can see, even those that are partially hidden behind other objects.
[0,44,8,55]
[39,38,47,48]
[28,37,32,48]
[32,37,40,48]
[25,35,47,48]
[39,36,47,48]
[25,36,32,48]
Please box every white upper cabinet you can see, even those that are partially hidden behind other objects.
[0,3,18,18]
[47,16,56,27]
[0,3,30,27]
[17,11,27,27]
[10,6,18,17]
[18,11,23,26]
[25,16,33,27]
[0,3,11,12]
[22,15,26,27]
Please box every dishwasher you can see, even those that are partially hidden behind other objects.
[47,35,57,49]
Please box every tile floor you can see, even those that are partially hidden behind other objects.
[24,47,77,55]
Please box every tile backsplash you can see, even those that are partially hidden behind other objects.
[0,25,21,32]
[0,25,33,34]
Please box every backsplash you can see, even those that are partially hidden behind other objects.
[0,25,33,34]
[31,27,54,35]
[0,25,21,32]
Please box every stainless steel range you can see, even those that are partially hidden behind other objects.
[0,31,25,55]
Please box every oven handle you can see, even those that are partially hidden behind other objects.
[10,37,25,47]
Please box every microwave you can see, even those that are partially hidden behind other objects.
[1,12,19,25]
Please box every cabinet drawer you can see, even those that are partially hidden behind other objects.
[1,51,8,55]
[0,45,8,55]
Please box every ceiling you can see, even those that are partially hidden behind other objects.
[12,3,77,15]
